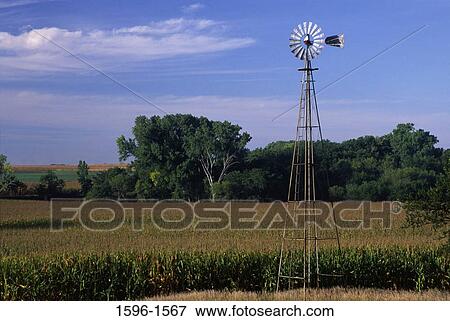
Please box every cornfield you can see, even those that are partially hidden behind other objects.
[1,248,449,300]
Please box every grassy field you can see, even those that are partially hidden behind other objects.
[0,200,445,256]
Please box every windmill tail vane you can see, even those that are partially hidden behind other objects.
[325,34,345,48]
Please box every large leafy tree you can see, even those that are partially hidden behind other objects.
[118,115,198,199]
[117,114,251,200]
[185,118,251,200]
[388,123,442,170]
[383,123,444,200]
[405,158,450,244]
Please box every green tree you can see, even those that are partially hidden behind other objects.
[0,154,11,174]
[117,114,250,200]
[0,154,26,196]
[88,167,136,199]
[117,115,203,199]
[186,118,251,200]
[214,169,267,200]
[110,171,135,199]
[387,123,443,171]
[381,167,436,201]
[0,154,14,193]
[115,120,445,202]
[323,124,443,201]
[405,158,450,244]
[35,171,65,200]
[77,160,92,196]
[245,141,294,201]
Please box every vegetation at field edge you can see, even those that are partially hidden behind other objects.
[0,249,448,300]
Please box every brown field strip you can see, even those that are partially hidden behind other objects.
[12,163,127,172]
[148,287,450,301]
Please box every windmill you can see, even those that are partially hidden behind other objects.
[276,22,344,293]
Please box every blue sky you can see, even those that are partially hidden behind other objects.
[0,0,449,164]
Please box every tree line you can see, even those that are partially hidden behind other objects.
[1,114,447,203]
[88,114,448,203]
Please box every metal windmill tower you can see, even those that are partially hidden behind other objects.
[276,22,344,292]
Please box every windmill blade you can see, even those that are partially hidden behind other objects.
[290,43,300,51]
[300,48,307,60]
[307,21,313,34]
[325,34,345,48]
[314,33,325,41]
[312,26,322,37]
[313,42,323,49]
[312,44,324,53]
[299,47,306,59]
[303,22,308,34]
[310,23,318,36]
[296,25,304,36]
[311,48,320,57]
[293,46,304,58]
[290,45,301,54]
[290,34,301,41]
[290,44,301,53]
[292,29,301,39]
[304,47,311,60]
[307,49,315,60]
[315,39,325,45]
[309,46,320,57]
[310,45,321,54]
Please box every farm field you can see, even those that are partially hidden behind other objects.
[0,199,448,300]
[14,170,79,183]
[12,163,127,183]
[0,199,445,256]
[1,248,448,300]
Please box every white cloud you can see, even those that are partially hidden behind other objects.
[182,3,205,13]
[0,18,255,73]
[1,90,449,151]
[113,18,218,35]
[0,0,54,9]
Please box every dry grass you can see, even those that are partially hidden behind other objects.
[64,181,81,189]
[0,199,444,257]
[148,287,450,301]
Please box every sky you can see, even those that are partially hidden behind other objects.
[0,0,449,164]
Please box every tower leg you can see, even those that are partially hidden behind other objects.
[276,55,341,295]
